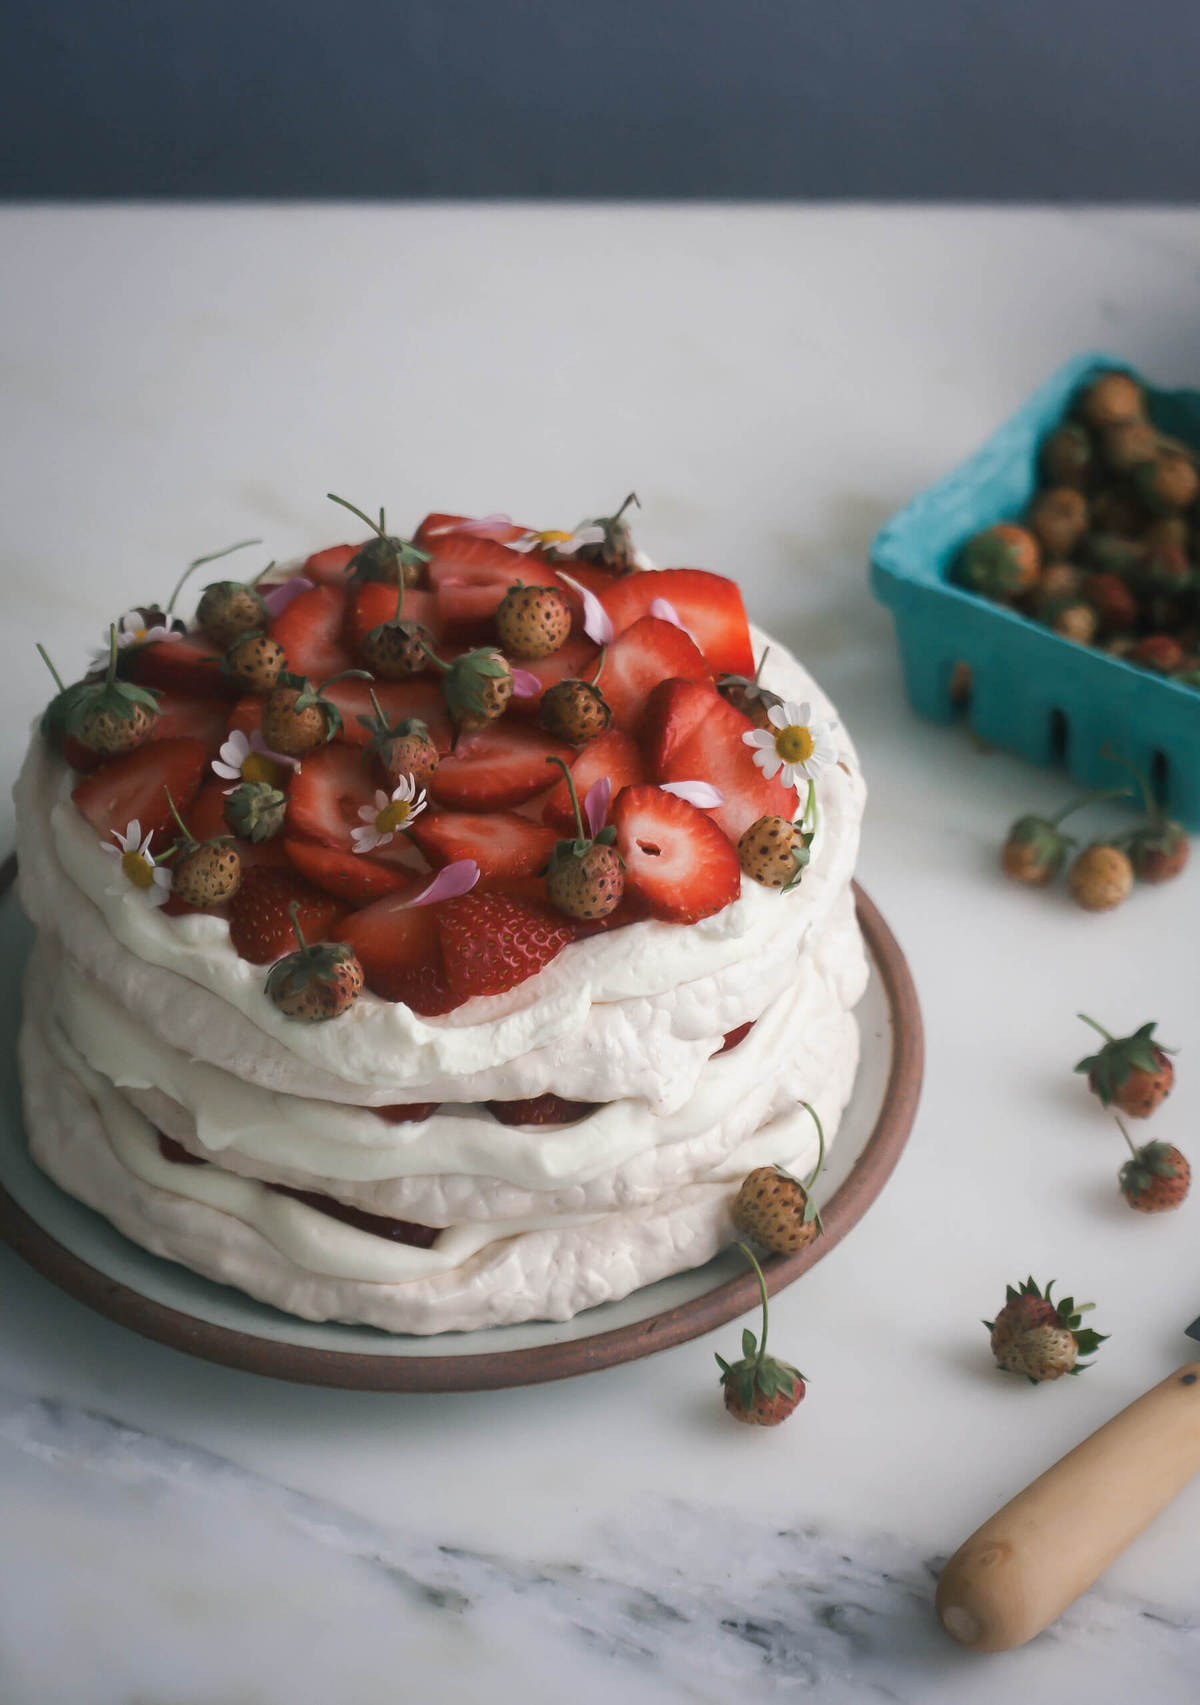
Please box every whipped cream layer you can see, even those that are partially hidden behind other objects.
[15,629,865,1113]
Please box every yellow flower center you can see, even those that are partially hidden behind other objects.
[132,626,150,644]
[241,753,285,788]
[536,529,571,546]
[375,800,413,834]
[774,724,814,764]
[120,848,155,889]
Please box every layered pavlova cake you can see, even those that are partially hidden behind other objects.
[15,497,868,1333]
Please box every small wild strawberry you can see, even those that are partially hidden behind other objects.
[718,647,782,730]
[1133,444,1200,515]
[985,1277,1106,1385]
[999,789,1122,888]
[1068,842,1133,911]
[164,789,242,908]
[56,625,161,756]
[495,583,572,659]
[266,902,364,1022]
[738,814,812,890]
[196,579,269,650]
[356,692,441,788]
[1115,1119,1190,1213]
[329,493,430,588]
[572,491,641,574]
[225,631,288,692]
[716,1244,807,1426]
[1039,421,1093,487]
[1076,1015,1175,1117]
[420,642,513,732]
[539,677,611,744]
[262,669,370,756]
[956,524,1040,601]
[731,1102,825,1255]
[356,584,433,680]
[543,757,624,921]
[1076,369,1145,431]
[1026,488,1089,560]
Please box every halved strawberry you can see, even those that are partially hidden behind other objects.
[641,678,721,773]
[487,1094,598,1126]
[340,893,455,1014]
[600,616,710,734]
[600,569,754,677]
[228,696,264,738]
[437,892,575,1002]
[410,810,557,879]
[427,536,559,628]
[282,837,414,903]
[376,1102,441,1123]
[324,677,453,752]
[414,513,528,548]
[302,542,358,585]
[541,728,646,831]
[71,738,208,854]
[150,692,230,756]
[611,785,740,922]
[228,866,346,965]
[344,582,445,653]
[429,722,575,810]
[506,632,601,716]
[130,637,237,699]
[286,744,379,849]
[269,582,354,681]
[656,690,794,842]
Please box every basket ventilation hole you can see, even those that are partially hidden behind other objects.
[1152,750,1169,807]
[1049,710,1068,763]
[948,661,972,713]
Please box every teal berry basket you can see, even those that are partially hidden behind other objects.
[870,350,1200,827]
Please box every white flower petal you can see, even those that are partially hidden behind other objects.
[742,728,774,751]
[750,745,784,781]
[766,703,789,730]
[351,826,383,853]
[661,780,723,808]
[374,790,390,812]
[211,759,242,781]
[357,804,379,826]
[555,571,614,645]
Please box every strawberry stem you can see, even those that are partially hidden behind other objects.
[103,623,119,684]
[35,644,67,694]
[753,645,771,687]
[1099,747,1159,823]
[287,900,309,954]
[546,755,587,841]
[327,493,389,544]
[166,539,261,613]
[612,491,640,523]
[1078,1013,1115,1044]
[799,1101,825,1192]
[589,646,606,687]
[251,558,277,587]
[415,636,450,674]
[317,668,374,693]
[800,778,818,834]
[736,1241,770,1371]
[1115,1115,1140,1161]
[162,786,194,848]
[1049,785,1133,827]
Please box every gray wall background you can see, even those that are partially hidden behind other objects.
[5,0,1198,200]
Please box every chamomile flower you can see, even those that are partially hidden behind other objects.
[510,524,606,557]
[742,700,837,790]
[212,728,299,792]
[351,776,428,853]
[101,820,172,906]
[89,609,181,667]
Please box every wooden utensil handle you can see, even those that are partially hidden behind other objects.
[937,1361,1200,1652]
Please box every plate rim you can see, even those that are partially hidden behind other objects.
[0,868,923,1391]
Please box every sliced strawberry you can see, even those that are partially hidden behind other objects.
[600,569,755,677]
[437,892,575,1002]
[506,632,601,715]
[718,1020,754,1054]
[71,738,208,855]
[429,722,575,810]
[228,695,264,738]
[130,636,237,700]
[344,583,445,652]
[641,678,722,773]
[427,536,559,628]
[600,616,710,734]
[487,1094,598,1126]
[340,893,456,1015]
[376,1102,441,1123]
[149,692,230,756]
[302,542,358,585]
[411,810,557,879]
[60,734,104,773]
[283,837,413,903]
[269,582,354,681]
[286,744,378,849]
[473,872,551,904]
[612,785,740,923]
[414,512,528,548]
[228,866,346,965]
[324,677,453,752]
[657,690,794,842]
[541,729,646,832]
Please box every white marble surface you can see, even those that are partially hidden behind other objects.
[3,204,1200,1702]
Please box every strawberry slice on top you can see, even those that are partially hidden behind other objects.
[286,743,386,850]
[410,810,556,879]
[269,582,355,681]
[344,583,445,653]
[301,542,359,585]
[72,737,209,855]
[429,721,575,810]
[612,784,741,923]
[282,837,416,904]
[149,692,231,757]
[653,687,795,842]
[426,536,560,629]
[323,678,453,753]
[505,632,601,715]
[413,513,528,548]
[600,569,754,677]
[540,728,647,832]
[228,866,346,965]
[339,891,456,1015]
[640,677,720,774]
[437,892,576,1002]
[600,616,710,734]
[130,636,236,700]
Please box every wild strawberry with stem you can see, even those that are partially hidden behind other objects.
[418,638,513,732]
[495,582,573,659]
[738,781,816,889]
[266,902,364,1022]
[538,650,612,745]
[543,761,624,921]
[223,779,287,843]
[164,788,242,907]
[162,537,264,633]
[1076,1015,1175,1117]
[985,1277,1107,1384]
[716,1243,807,1426]
[261,668,373,756]
[356,691,440,787]
[224,631,289,692]
[1116,1118,1191,1213]
[44,627,161,757]
[328,493,430,588]
[571,491,641,574]
[1101,748,1190,884]
[732,1101,825,1255]
[1000,787,1128,887]
[718,647,783,731]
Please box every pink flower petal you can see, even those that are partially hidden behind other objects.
[262,576,313,618]
[556,571,614,646]
[453,512,514,537]
[649,597,701,650]
[661,780,724,808]
[510,666,542,699]
[583,776,611,838]
[408,859,480,907]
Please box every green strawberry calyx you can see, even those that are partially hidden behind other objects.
[984,1276,1108,1375]
[418,641,512,722]
[1075,1015,1174,1104]
[714,1242,805,1412]
[1117,1119,1186,1196]
[265,904,356,1002]
[543,756,619,869]
[278,668,373,741]
[63,625,161,734]
[327,493,430,585]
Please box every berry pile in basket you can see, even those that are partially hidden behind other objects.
[38,497,839,1026]
[955,368,1200,684]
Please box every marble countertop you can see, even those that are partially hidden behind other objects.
[2,203,1200,1703]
